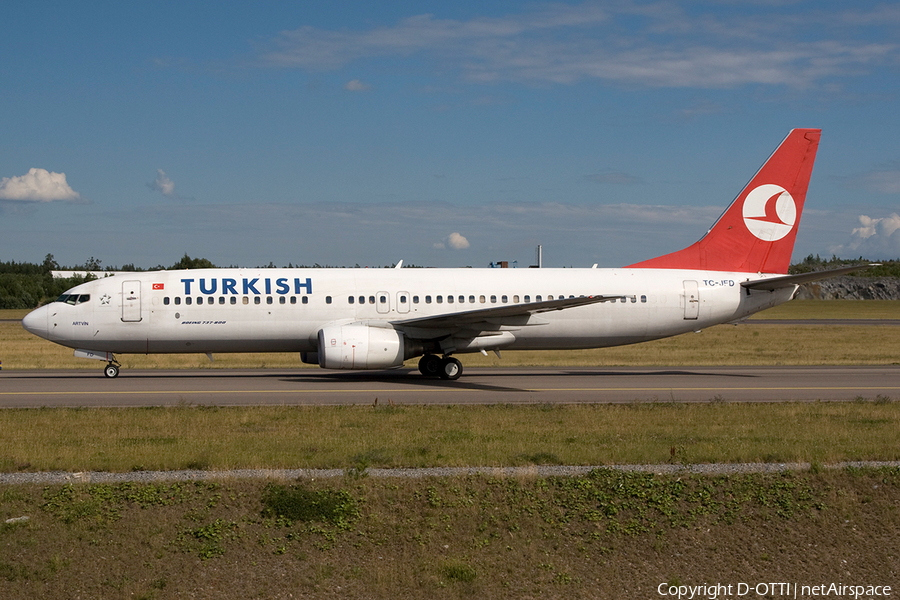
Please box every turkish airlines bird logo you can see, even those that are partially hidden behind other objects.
[742,184,796,241]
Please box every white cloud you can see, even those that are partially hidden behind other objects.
[256,4,899,89]
[344,79,371,92]
[432,232,471,250]
[149,169,176,197]
[0,168,81,202]
[448,232,470,249]
[832,213,900,258]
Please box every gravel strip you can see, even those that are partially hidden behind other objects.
[1,461,899,485]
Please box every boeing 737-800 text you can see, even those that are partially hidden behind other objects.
[22,129,866,379]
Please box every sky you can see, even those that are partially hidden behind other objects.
[2,1,899,269]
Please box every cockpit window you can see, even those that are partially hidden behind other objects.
[56,294,90,305]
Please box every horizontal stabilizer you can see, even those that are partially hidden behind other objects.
[741,264,879,291]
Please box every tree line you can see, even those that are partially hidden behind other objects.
[0,254,219,309]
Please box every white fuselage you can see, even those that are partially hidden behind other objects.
[25,267,794,356]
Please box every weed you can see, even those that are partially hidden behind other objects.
[442,561,477,583]
[260,483,359,527]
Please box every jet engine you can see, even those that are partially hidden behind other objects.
[317,325,420,370]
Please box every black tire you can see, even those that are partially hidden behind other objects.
[418,354,441,377]
[104,364,120,378]
[438,357,462,380]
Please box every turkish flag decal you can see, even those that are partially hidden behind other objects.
[152,283,164,290]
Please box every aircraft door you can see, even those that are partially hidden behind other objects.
[683,280,699,320]
[376,291,390,314]
[122,280,142,322]
[396,291,410,314]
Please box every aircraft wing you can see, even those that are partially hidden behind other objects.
[391,294,623,332]
[741,264,878,291]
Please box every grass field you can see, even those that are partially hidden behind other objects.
[1,469,898,599]
[1,401,899,473]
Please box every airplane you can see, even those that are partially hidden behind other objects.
[22,128,871,380]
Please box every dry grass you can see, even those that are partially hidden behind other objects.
[1,469,899,599]
[1,402,898,473]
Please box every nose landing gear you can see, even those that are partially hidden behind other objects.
[101,353,121,378]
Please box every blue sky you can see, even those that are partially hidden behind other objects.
[2,1,899,269]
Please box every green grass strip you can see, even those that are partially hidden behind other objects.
[2,401,898,472]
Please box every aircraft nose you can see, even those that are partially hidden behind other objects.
[22,306,50,340]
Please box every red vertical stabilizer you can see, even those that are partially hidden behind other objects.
[628,129,820,274]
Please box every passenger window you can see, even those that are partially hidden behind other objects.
[631,296,637,303]
[197,297,203,305]
[513,295,519,303]
[413,296,419,304]
[163,297,170,306]
[231,297,237,305]
[302,297,308,304]
[175,297,182,305]
[379,295,387,304]
[469,295,475,303]
[458,295,464,303]
[254,297,261,305]
[279,296,286,304]
[186,297,193,305]
[290,297,296,304]
[326,296,332,304]
[425,295,432,304]
[479,295,486,303]
[348,296,355,304]
[547,295,553,300]
[501,295,508,303]
[524,295,530,303]
[267,297,273,305]
[447,296,454,304]
[369,296,375,304]
[359,296,365,304]
[490,295,497,303]
[641,295,647,303]
[242,297,249,305]
[437,296,443,304]
[219,297,225,305]
[400,295,407,303]
[536,295,542,302]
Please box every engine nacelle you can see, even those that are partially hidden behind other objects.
[317,325,409,370]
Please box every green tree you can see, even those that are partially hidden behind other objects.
[170,254,216,270]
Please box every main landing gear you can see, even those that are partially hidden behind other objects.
[418,354,462,381]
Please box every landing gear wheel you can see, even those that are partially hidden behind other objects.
[418,354,442,377]
[438,357,463,381]
[104,363,120,379]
